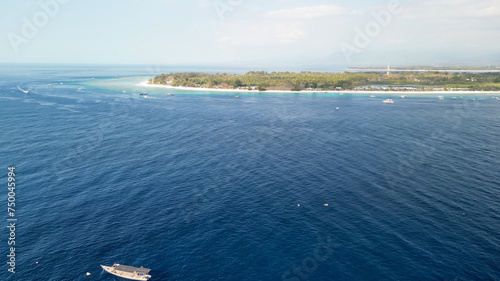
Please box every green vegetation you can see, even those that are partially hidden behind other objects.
[150,71,500,91]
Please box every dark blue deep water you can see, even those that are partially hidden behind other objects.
[1,64,499,281]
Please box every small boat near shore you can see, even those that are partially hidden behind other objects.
[383,99,395,104]
[101,264,151,280]
[140,93,148,96]
[166,93,175,96]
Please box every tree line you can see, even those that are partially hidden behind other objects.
[149,71,500,91]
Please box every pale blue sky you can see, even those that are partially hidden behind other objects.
[1,0,499,66]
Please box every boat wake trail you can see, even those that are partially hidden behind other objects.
[17,84,29,93]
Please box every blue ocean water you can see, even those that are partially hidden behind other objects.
[0,64,499,281]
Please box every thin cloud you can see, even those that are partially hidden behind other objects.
[216,21,306,46]
[405,0,500,19]
[265,5,363,19]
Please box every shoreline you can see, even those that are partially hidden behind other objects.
[348,68,500,73]
[138,81,500,95]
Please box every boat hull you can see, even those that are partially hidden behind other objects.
[101,265,151,281]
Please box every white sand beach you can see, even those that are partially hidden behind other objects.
[138,80,500,96]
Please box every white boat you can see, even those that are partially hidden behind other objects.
[101,264,151,280]
[383,99,394,104]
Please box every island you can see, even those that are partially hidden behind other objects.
[146,71,500,93]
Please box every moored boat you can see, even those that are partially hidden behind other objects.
[101,264,151,280]
[383,99,395,104]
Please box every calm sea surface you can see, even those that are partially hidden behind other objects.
[0,64,499,281]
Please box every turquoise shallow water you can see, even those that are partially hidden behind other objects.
[0,64,499,281]
[85,75,500,99]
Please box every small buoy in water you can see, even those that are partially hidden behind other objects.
[36,261,39,264]
[297,204,300,207]
[336,107,340,110]
[324,204,329,207]
[86,272,91,276]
